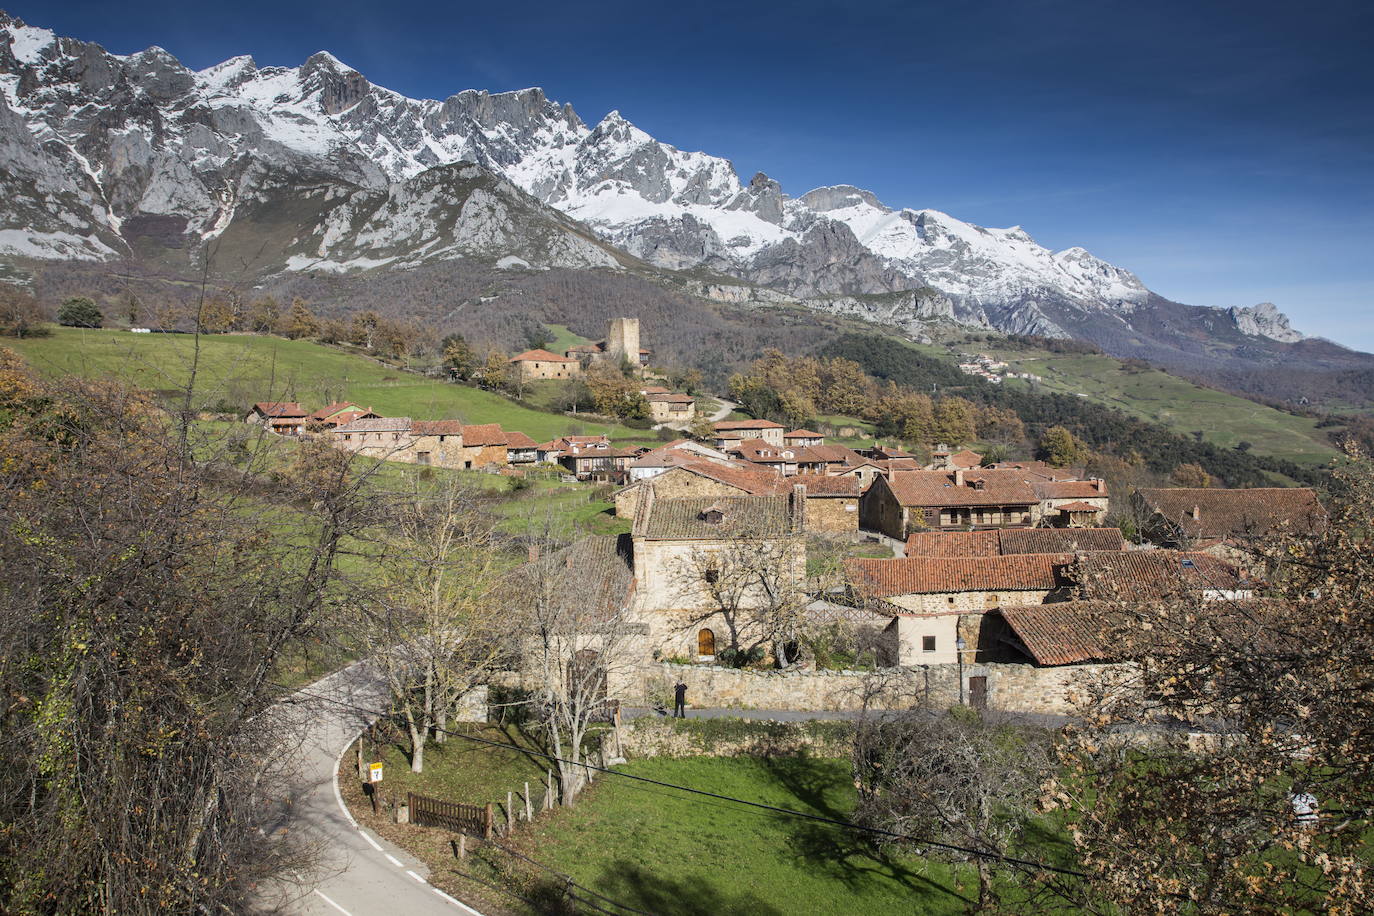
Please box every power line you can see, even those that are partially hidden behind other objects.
[291,684,1090,880]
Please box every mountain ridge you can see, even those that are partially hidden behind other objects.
[2,10,1372,405]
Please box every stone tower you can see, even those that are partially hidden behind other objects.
[606,317,641,365]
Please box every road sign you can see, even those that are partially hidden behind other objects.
[369,762,384,783]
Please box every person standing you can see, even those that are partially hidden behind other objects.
[673,681,688,719]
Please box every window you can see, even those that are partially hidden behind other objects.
[417,452,430,465]
[947,596,957,605]
[922,635,936,652]
[703,567,719,584]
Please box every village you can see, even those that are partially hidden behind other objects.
[244,317,1329,718]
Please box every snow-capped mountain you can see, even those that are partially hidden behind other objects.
[0,12,1313,350]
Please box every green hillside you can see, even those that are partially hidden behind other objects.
[8,328,647,443]
[952,340,1341,467]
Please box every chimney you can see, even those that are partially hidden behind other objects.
[954,469,965,487]
[1094,478,1105,493]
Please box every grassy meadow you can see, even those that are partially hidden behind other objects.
[7,327,651,443]
[968,343,1341,466]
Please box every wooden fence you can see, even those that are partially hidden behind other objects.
[408,792,494,839]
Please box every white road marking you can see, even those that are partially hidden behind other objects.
[406,870,425,882]
[359,830,383,852]
[312,889,354,916]
[433,887,485,915]
[385,853,403,867]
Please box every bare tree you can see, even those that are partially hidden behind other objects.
[670,529,815,667]
[853,707,1055,912]
[508,533,638,804]
[360,479,509,773]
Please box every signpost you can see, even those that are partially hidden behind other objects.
[367,762,383,814]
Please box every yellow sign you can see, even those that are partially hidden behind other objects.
[369,762,384,783]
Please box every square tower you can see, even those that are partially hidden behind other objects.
[606,317,641,365]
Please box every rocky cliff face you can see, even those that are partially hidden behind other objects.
[0,13,1337,362]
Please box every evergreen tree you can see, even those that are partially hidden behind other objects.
[57,297,103,329]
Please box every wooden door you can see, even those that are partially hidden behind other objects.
[697,628,716,657]
[968,676,988,710]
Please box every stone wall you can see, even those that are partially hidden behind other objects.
[804,496,860,533]
[620,717,853,759]
[887,589,1054,614]
[515,358,580,381]
[634,659,1121,717]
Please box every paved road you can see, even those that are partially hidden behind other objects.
[259,662,483,916]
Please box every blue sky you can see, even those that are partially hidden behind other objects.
[15,0,1374,349]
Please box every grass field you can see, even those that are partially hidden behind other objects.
[7,328,650,443]
[345,730,1059,916]
[965,343,1342,466]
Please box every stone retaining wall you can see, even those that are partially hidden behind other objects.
[637,660,1120,716]
[620,718,852,759]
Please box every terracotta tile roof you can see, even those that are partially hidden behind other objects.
[785,429,823,438]
[412,419,464,436]
[999,597,1297,666]
[636,494,803,540]
[886,470,1038,508]
[870,444,918,459]
[333,416,412,434]
[461,423,508,447]
[510,348,578,363]
[948,449,984,468]
[846,553,1072,597]
[658,457,790,495]
[713,418,785,431]
[794,474,862,497]
[645,392,695,403]
[903,528,1125,557]
[1134,487,1327,540]
[996,602,1123,665]
[807,444,868,465]
[996,528,1125,554]
[321,410,370,427]
[1072,550,1244,597]
[904,530,1003,557]
[1054,501,1102,513]
[252,401,307,418]
[640,385,670,394]
[1036,479,1108,499]
[503,431,539,449]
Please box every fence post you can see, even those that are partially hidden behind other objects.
[506,791,514,833]
[546,769,554,810]
[483,803,494,839]
[459,834,466,860]
[524,782,532,821]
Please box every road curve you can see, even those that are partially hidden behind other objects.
[260,661,485,916]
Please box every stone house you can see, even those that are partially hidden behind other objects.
[560,443,641,480]
[784,429,825,447]
[860,469,1039,538]
[712,419,786,450]
[629,488,808,660]
[726,439,828,476]
[509,349,581,381]
[792,474,862,534]
[1130,487,1327,548]
[245,401,308,435]
[644,391,696,424]
[615,458,788,520]
[330,417,510,469]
